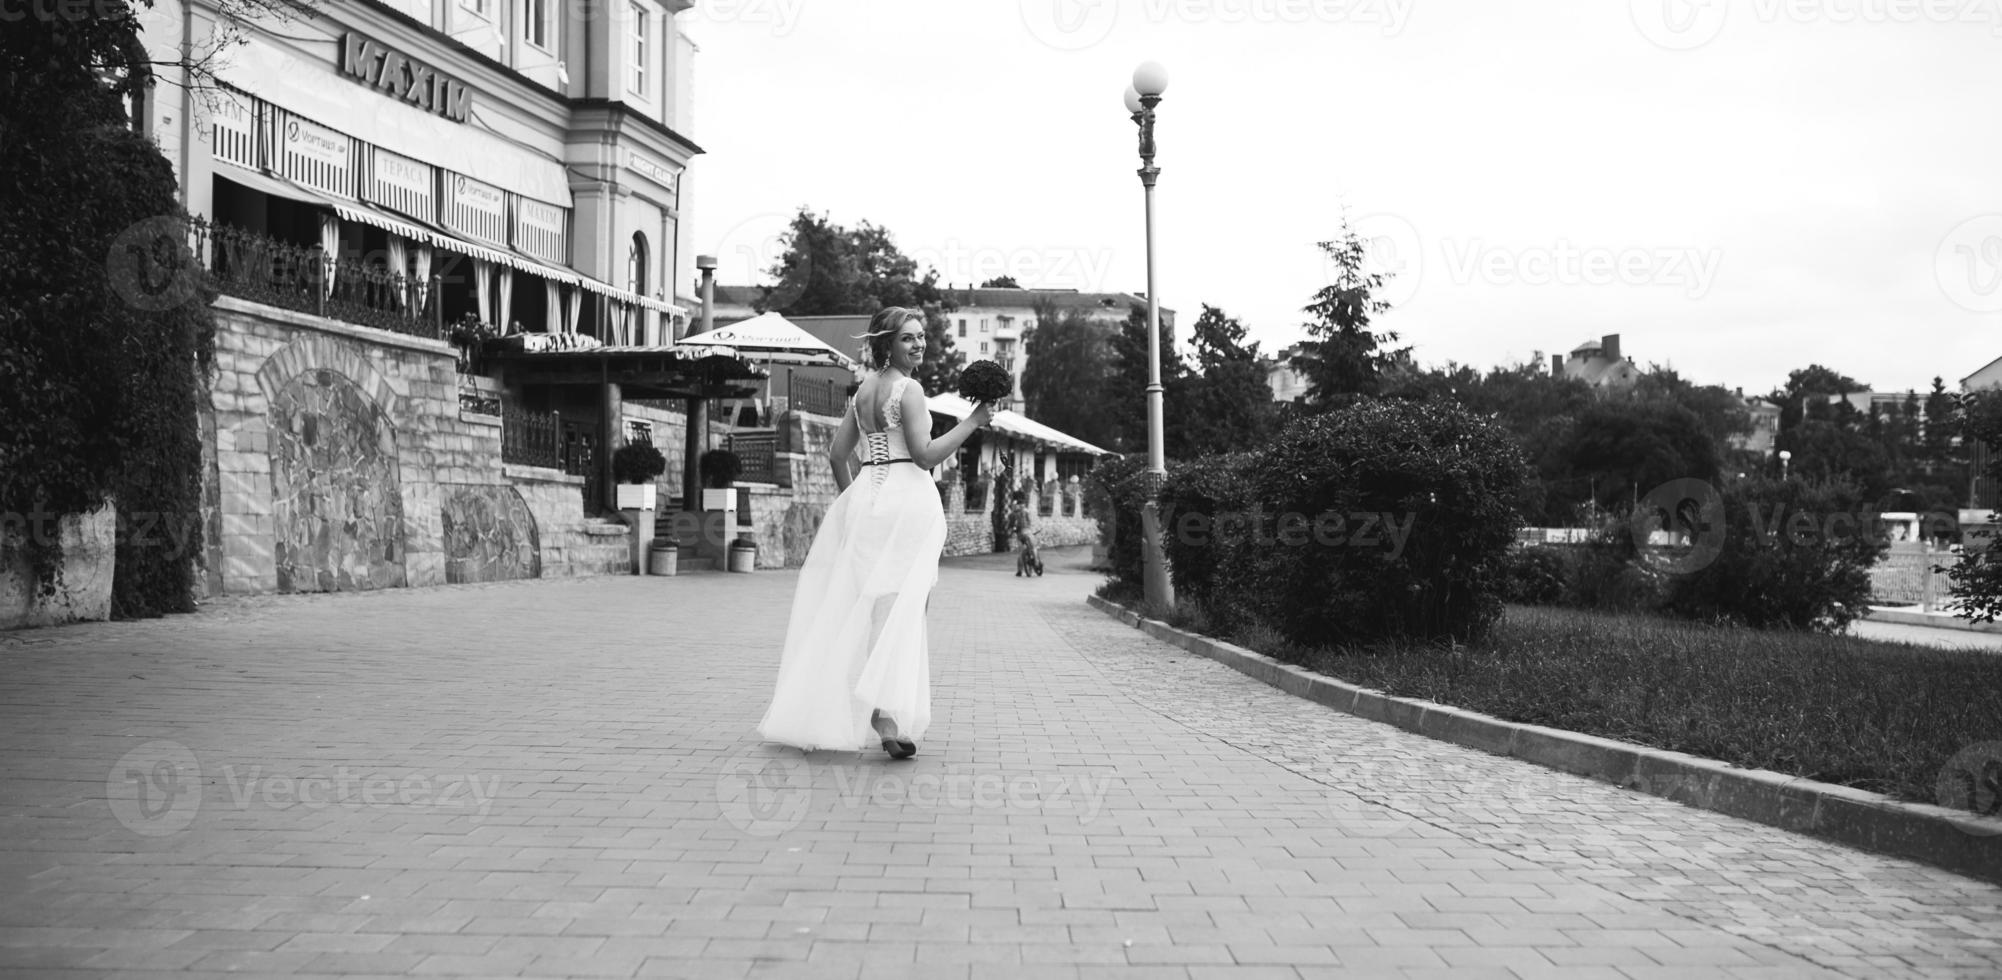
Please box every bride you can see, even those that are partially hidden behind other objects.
[757,307,995,759]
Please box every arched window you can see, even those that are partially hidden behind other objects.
[628,231,649,296]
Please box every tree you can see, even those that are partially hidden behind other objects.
[1174,304,1275,457]
[760,207,964,392]
[1290,221,1409,411]
[1772,364,1867,432]
[2,0,220,616]
[979,276,1020,288]
[1107,302,1186,455]
[1547,400,1723,521]
[1019,299,1118,450]
[1947,389,2002,622]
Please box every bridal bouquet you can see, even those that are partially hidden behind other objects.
[957,360,1013,406]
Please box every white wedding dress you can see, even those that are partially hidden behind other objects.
[758,375,946,751]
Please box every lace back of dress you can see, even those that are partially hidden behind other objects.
[863,378,905,488]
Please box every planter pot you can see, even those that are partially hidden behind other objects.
[617,483,657,510]
[727,541,757,574]
[649,545,678,576]
[701,488,736,512]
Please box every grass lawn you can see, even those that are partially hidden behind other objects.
[1111,583,2002,809]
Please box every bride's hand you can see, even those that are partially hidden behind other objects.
[972,401,996,425]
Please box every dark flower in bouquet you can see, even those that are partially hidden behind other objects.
[957,359,1013,406]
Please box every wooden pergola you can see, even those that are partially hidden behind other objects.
[485,345,766,512]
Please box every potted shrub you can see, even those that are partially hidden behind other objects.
[700,448,742,513]
[648,532,679,576]
[612,438,667,510]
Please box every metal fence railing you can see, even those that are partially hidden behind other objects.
[189,217,441,340]
[1871,543,1957,611]
[787,375,849,418]
[727,431,778,484]
[502,403,562,469]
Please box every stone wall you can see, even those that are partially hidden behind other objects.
[203,296,629,595]
[0,506,116,630]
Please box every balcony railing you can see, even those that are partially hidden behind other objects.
[502,402,563,470]
[188,217,441,340]
[727,431,778,484]
[786,375,850,418]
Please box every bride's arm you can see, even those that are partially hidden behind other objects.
[901,384,992,471]
[828,402,860,492]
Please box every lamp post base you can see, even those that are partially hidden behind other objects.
[1141,501,1174,611]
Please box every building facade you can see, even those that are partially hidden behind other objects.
[710,285,1172,411]
[136,0,703,342]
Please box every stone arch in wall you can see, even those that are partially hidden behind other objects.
[258,337,408,592]
[440,485,540,583]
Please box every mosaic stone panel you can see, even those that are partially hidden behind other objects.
[440,485,540,583]
[268,368,407,592]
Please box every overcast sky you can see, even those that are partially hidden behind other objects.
[680,0,2001,399]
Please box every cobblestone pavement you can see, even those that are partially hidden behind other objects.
[2,546,1998,979]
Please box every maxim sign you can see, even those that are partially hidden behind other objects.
[340,33,472,123]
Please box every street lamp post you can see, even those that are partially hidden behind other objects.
[1779,449,1792,481]
[1127,62,1173,610]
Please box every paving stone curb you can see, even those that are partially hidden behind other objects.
[1086,593,2002,886]
[1866,607,2002,634]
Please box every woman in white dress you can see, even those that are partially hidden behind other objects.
[757,307,995,759]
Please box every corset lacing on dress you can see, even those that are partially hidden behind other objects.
[864,431,893,488]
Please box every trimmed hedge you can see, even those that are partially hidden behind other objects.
[1660,475,1884,632]
[1087,453,1152,587]
[1146,400,1530,647]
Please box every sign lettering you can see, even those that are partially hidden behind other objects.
[340,32,472,124]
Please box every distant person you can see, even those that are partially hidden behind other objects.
[757,307,997,760]
[1011,490,1042,577]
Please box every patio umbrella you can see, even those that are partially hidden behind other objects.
[675,311,861,421]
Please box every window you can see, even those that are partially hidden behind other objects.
[628,231,649,295]
[630,4,648,95]
[957,319,966,338]
[524,0,551,48]
[462,0,486,17]
[980,318,988,333]
[980,341,989,354]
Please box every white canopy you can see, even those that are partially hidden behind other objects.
[927,392,1111,456]
[677,312,860,370]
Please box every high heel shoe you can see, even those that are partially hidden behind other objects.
[871,710,917,760]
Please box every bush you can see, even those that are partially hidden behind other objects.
[1086,454,1151,587]
[1559,526,1669,613]
[1242,399,1530,646]
[1158,451,1261,631]
[612,440,667,484]
[1659,475,1885,632]
[699,448,741,488]
[1497,545,1566,605]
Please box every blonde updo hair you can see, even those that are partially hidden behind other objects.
[857,306,925,371]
